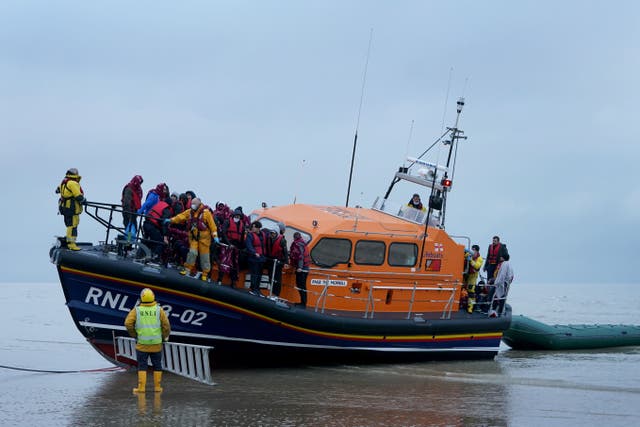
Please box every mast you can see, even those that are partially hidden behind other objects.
[345,29,373,207]
[439,97,466,227]
[417,97,466,268]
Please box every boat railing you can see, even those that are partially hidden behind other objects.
[307,267,459,319]
[81,201,173,259]
[312,272,333,314]
[309,266,454,280]
[485,281,511,317]
[363,283,458,320]
[83,201,129,247]
[113,335,215,385]
[449,235,471,250]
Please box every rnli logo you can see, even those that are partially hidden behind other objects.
[423,243,445,259]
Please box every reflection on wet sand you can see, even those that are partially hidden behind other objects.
[136,393,162,417]
[69,361,509,427]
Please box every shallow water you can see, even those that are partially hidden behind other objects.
[1,282,639,426]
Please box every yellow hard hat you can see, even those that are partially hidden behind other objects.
[140,288,155,303]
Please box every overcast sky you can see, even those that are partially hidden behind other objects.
[1,1,638,284]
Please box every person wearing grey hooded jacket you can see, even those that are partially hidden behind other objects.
[490,254,514,316]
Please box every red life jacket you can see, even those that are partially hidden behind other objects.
[249,232,264,256]
[121,183,142,211]
[487,243,502,265]
[187,207,209,232]
[226,220,245,242]
[148,201,169,228]
[290,239,311,267]
[270,235,284,259]
[59,177,84,198]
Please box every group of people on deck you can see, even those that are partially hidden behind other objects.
[462,236,514,317]
[59,172,311,305]
[121,174,311,305]
[57,170,509,313]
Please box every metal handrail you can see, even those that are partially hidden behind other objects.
[82,202,177,259]
[449,235,471,250]
[363,282,459,319]
[308,266,455,280]
[334,229,423,238]
[313,272,334,314]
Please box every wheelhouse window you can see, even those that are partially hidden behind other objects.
[310,238,351,267]
[354,240,385,265]
[388,242,418,267]
[258,217,311,244]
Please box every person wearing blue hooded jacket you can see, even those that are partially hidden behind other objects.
[137,183,169,216]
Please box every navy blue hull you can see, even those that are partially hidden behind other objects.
[52,246,510,367]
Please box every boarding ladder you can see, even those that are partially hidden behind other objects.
[114,336,215,385]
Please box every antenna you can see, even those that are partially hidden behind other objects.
[440,67,453,134]
[345,28,373,207]
[418,96,467,267]
[292,159,307,205]
[353,192,364,231]
[439,96,467,226]
[404,120,415,166]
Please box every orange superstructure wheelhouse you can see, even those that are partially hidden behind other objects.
[252,203,466,316]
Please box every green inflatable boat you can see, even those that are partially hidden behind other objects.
[502,315,640,350]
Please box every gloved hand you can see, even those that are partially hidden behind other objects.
[136,208,144,215]
[214,237,220,244]
[163,218,171,225]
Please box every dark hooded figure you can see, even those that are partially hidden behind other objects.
[122,175,144,231]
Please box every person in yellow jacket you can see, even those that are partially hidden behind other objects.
[125,288,171,393]
[55,168,86,251]
[465,244,484,314]
[165,197,219,282]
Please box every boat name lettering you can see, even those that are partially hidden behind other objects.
[161,305,207,326]
[83,287,207,326]
[423,252,444,259]
[85,286,132,312]
[310,279,348,287]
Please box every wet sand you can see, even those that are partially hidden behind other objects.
[1,282,639,426]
